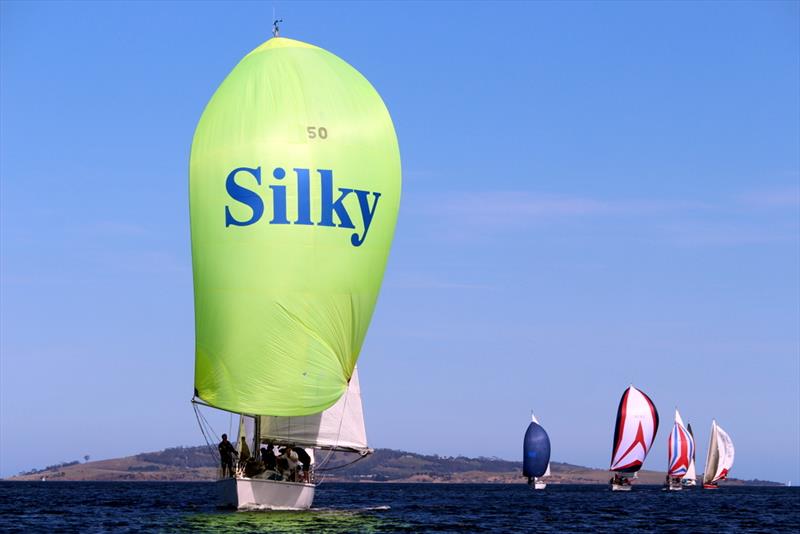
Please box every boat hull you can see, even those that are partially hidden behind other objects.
[217,477,315,510]
[681,479,697,487]
[703,483,719,490]
[611,483,632,491]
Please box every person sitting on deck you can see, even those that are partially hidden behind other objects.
[217,434,237,478]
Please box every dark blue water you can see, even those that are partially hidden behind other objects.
[1,482,798,533]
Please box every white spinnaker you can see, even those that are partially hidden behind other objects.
[610,385,658,472]
[258,368,368,453]
[703,420,719,485]
[531,412,551,477]
[714,425,735,482]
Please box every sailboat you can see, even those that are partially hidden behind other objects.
[523,412,551,490]
[703,420,735,489]
[609,385,659,491]
[665,409,694,491]
[189,27,401,510]
[682,422,698,487]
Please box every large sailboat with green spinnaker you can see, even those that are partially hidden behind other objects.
[189,27,401,510]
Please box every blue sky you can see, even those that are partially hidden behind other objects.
[1,1,798,482]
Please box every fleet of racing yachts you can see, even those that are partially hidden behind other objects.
[523,385,735,491]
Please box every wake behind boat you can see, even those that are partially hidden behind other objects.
[609,385,659,491]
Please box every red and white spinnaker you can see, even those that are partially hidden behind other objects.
[667,409,694,477]
[610,385,659,473]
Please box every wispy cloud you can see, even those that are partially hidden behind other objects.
[407,191,710,222]
[736,186,800,208]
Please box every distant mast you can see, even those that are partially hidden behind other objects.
[609,385,659,490]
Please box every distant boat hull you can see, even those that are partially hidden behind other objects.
[533,478,546,490]
[217,477,315,510]
[666,479,683,491]
[703,483,719,490]
[611,483,632,491]
[681,478,697,487]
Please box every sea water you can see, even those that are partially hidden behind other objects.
[0,482,797,532]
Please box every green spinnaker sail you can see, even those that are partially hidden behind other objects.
[190,37,400,416]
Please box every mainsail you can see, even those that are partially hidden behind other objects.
[703,420,735,484]
[189,37,401,418]
[610,385,659,473]
[258,367,369,453]
[685,422,697,481]
[523,413,551,479]
[667,409,694,477]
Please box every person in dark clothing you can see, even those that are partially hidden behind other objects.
[218,434,237,478]
[294,447,312,482]
[261,443,277,472]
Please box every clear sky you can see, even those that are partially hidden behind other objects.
[1,1,798,482]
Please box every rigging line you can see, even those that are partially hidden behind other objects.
[315,378,351,474]
[193,403,220,463]
[197,404,221,445]
[315,451,370,472]
[315,375,358,487]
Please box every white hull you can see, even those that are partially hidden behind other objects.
[611,483,632,491]
[682,479,697,487]
[533,481,547,490]
[217,477,315,510]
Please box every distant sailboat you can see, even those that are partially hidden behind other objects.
[703,420,735,489]
[609,385,659,491]
[682,422,698,487]
[523,412,551,490]
[665,409,694,491]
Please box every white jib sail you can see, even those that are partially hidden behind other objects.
[531,412,551,477]
[685,452,697,481]
[714,424,735,482]
[703,420,719,484]
[258,367,369,453]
